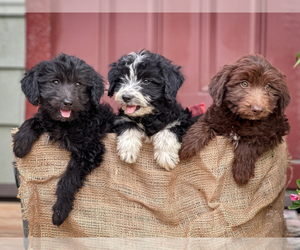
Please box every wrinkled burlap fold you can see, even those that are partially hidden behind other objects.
[14,132,290,237]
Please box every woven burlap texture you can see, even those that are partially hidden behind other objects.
[15,133,289,237]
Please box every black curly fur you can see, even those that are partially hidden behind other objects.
[13,53,115,226]
[108,50,198,168]
[114,97,196,141]
[108,50,184,102]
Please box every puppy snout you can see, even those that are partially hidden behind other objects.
[63,99,73,108]
[251,105,263,114]
[122,95,133,103]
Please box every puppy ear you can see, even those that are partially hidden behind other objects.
[278,79,290,115]
[107,63,118,97]
[209,65,235,106]
[21,66,40,106]
[163,64,184,102]
[90,71,105,105]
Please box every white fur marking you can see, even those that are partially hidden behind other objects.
[125,52,147,84]
[165,119,181,129]
[117,128,143,164]
[229,131,241,149]
[114,52,153,117]
[129,51,147,70]
[152,129,181,171]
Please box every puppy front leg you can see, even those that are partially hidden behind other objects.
[179,119,216,160]
[232,142,260,185]
[117,128,143,164]
[52,157,79,226]
[52,143,104,226]
[153,129,181,171]
[13,117,44,158]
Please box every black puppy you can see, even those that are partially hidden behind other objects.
[108,50,197,170]
[13,53,115,226]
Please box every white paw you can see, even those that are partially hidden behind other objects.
[117,128,143,164]
[154,150,179,171]
[119,151,139,164]
[152,129,181,171]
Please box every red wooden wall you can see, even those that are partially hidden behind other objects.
[25,12,300,188]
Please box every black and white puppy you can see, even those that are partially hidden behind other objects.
[13,53,115,226]
[108,50,196,170]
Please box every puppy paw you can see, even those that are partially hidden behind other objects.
[233,173,251,185]
[179,144,197,161]
[154,151,179,171]
[13,135,32,158]
[153,129,181,171]
[119,150,140,164]
[52,202,71,227]
[232,162,254,185]
[117,129,143,164]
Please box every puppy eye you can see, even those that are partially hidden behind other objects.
[143,79,150,84]
[265,84,271,91]
[76,82,81,87]
[240,81,249,88]
[52,80,59,85]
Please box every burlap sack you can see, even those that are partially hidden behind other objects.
[14,132,290,238]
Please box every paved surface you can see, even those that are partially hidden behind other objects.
[284,209,300,249]
[0,201,23,237]
[285,209,300,237]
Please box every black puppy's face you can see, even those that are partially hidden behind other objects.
[39,77,89,122]
[21,53,104,122]
[108,50,184,117]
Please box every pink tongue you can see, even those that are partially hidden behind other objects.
[60,110,71,118]
[126,105,137,114]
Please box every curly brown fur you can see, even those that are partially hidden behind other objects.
[179,54,290,185]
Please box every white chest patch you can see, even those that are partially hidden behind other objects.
[229,131,241,149]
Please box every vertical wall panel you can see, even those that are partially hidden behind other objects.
[161,13,201,106]
[25,13,52,119]
[214,13,264,69]
[51,13,100,69]
[0,0,25,194]
[264,13,300,188]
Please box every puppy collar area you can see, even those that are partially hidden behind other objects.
[60,109,71,118]
[229,131,240,149]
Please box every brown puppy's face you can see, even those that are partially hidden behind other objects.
[224,68,276,120]
[218,56,289,120]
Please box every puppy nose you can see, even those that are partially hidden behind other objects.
[252,105,263,113]
[122,95,133,103]
[63,99,73,107]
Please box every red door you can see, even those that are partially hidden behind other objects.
[25,11,300,188]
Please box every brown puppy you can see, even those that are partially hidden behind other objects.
[179,55,290,185]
